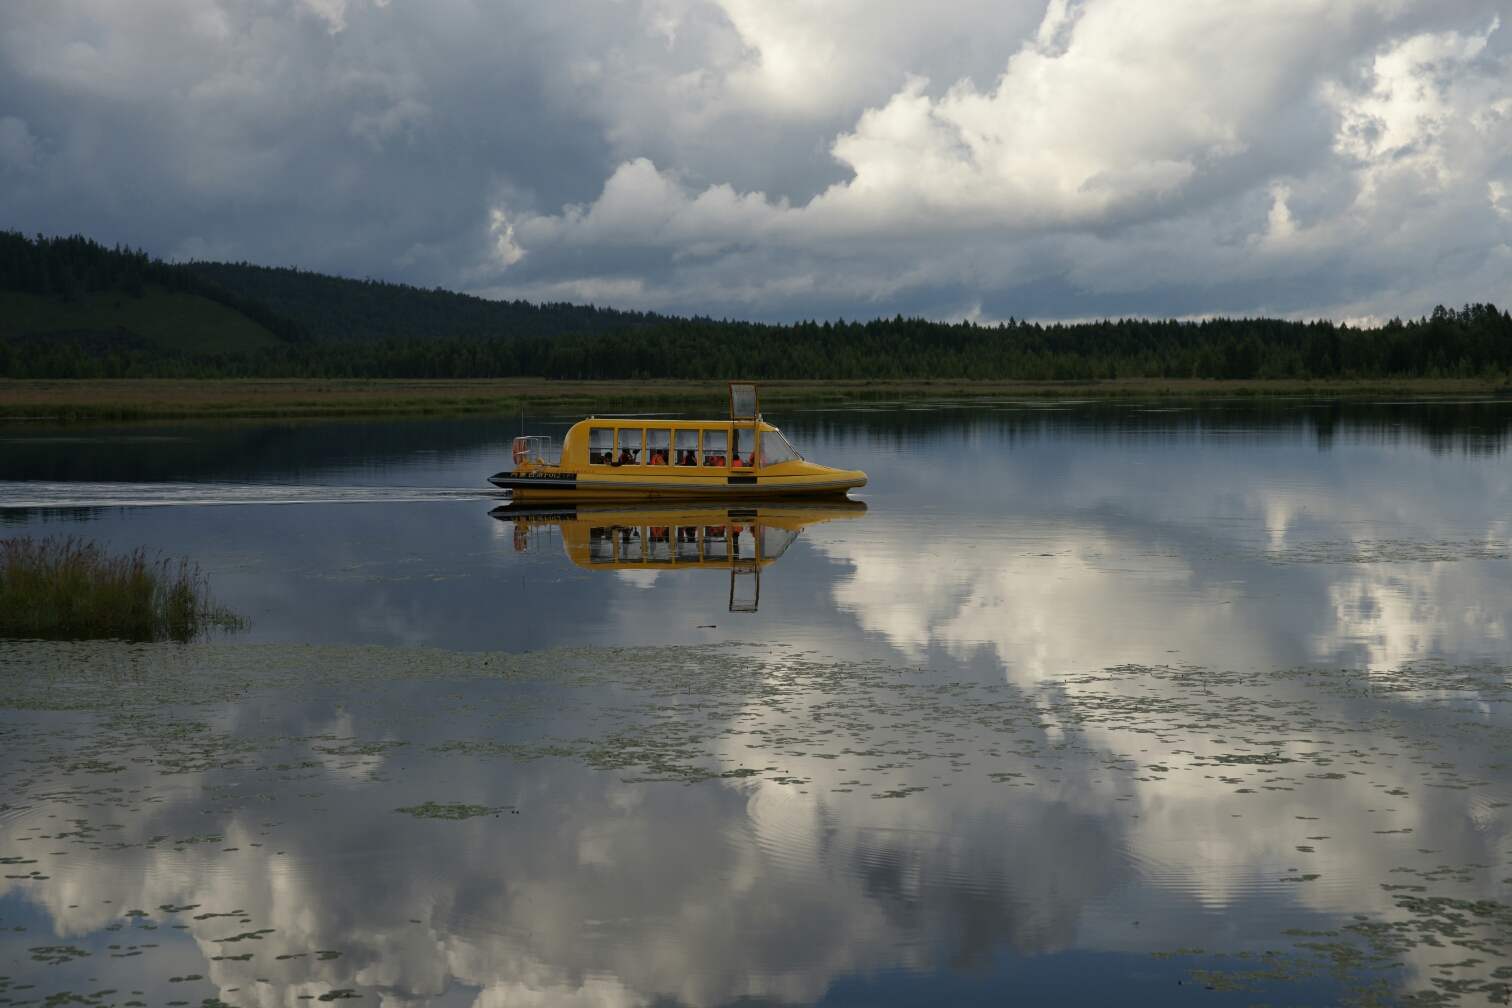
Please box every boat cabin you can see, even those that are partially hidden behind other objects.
[489,382,867,501]
[572,420,802,471]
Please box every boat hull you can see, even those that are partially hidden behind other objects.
[488,469,866,502]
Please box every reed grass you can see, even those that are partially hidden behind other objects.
[0,535,249,641]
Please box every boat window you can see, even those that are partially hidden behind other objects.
[702,430,728,467]
[759,429,802,466]
[646,429,670,466]
[616,428,643,466]
[588,427,614,465]
[730,427,755,469]
[758,526,801,560]
[588,527,616,563]
[702,525,728,561]
[732,525,757,560]
[675,526,701,562]
[674,429,699,467]
[617,526,642,562]
[646,525,672,562]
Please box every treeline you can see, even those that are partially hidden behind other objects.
[3,303,1511,381]
[6,231,1511,381]
[0,232,315,344]
[515,310,1512,382]
[185,261,665,343]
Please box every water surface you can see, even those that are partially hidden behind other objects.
[4,398,1512,1006]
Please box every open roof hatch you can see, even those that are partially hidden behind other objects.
[729,382,759,421]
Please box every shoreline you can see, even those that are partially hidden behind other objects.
[2,376,1510,421]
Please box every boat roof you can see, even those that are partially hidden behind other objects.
[576,416,777,426]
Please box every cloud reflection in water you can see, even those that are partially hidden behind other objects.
[5,401,1512,1004]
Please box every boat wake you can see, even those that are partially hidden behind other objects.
[0,481,511,509]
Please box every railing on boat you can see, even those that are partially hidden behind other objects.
[512,436,556,465]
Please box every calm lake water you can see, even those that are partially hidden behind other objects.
[4,397,1512,1007]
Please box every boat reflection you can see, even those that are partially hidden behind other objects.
[491,499,867,611]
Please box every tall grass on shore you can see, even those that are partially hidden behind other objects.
[0,536,248,641]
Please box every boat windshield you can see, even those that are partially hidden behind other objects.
[759,430,803,465]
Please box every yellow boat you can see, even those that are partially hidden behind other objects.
[491,499,867,610]
[487,383,867,503]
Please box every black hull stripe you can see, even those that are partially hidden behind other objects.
[489,476,578,489]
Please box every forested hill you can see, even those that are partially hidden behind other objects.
[0,231,313,344]
[0,231,659,348]
[185,261,665,343]
[5,231,1512,383]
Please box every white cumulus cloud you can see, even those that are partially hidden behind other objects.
[489,0,1512,320]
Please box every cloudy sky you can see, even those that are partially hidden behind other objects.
[2,0,1509,323]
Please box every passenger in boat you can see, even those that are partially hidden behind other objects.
[617,447,637,465]
[649,449,668,466]
[677,449,697,466]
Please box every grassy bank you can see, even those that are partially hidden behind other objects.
[0,536,248,641]
[0,376,1510,421]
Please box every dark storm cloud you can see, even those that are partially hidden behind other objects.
[1,0,1509,322]
[0,0,620,278]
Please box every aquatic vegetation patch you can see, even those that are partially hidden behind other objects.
[1154,878,1512,1006]
[392,801,514,819]
[26,947,90,965]
[7,642,1512,1005]
[5,641,1512,798]
[0,537,247,643]
[1259,537,1512,566]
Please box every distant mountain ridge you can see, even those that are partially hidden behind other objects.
[184,261,665,344]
